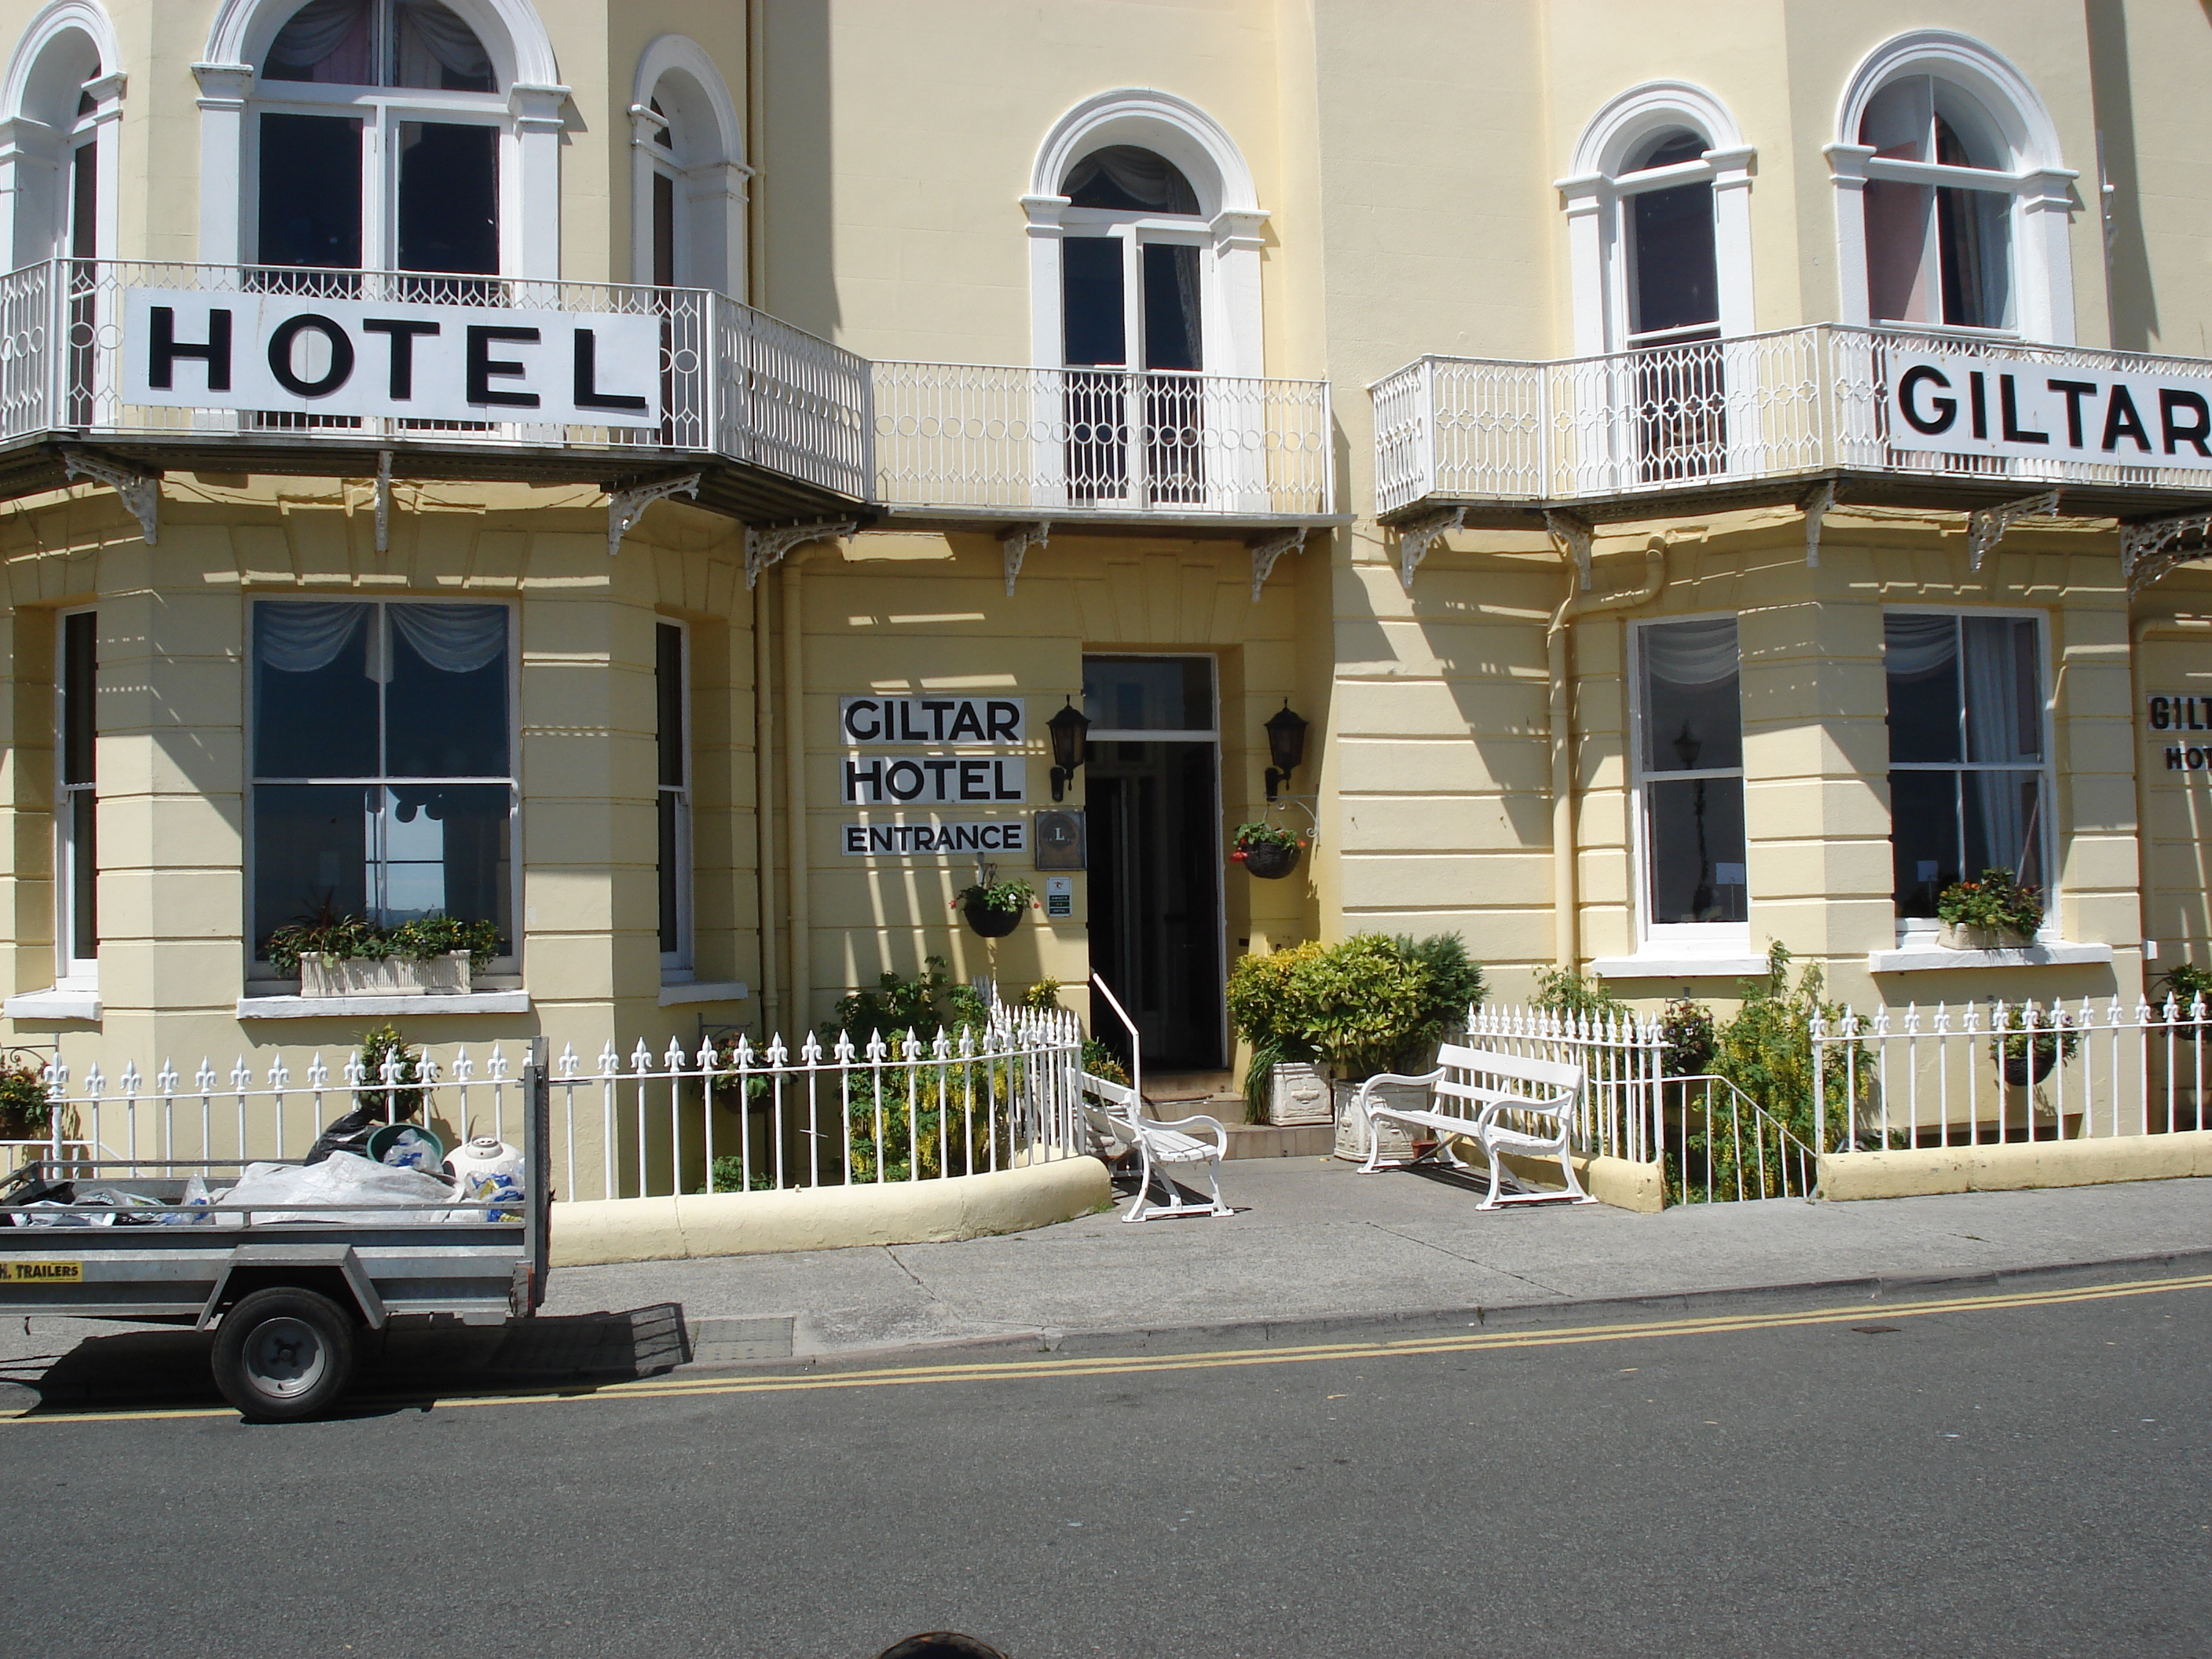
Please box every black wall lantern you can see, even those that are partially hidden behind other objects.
[1264,701,1309,800]
[1047,698,1091,802]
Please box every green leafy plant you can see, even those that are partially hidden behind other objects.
[1230,820,1302,855]
[1020,978,1065,1013]
[1230,935,1487,1097]
[1987,1002,2079,1081]
[0,1049,54,1140]
[264,909,504,977]
[354,1023,425,1118]
[1708,943,1873,1154]
[1532,968,1631,1023]
[1936,868,2044,936]
[2154,961,2212,1016]
[952,879,1035,916]
[828,955,990,1046]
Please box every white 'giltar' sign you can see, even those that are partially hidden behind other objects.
[1886,351,2212,471]
[119,290,662,427]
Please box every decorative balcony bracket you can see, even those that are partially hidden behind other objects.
[1397,506,1465,590]
[1801,480,1837,568]
[610,472,703,558]
[1248,527,1307,602]
[1966,490,2062,571]
[1001,522,1050,595]
[1543,508,1594,590]
[63,450,159,545]
[2122,508,2212,598]
[745,517,856,588]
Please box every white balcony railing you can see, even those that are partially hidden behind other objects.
[1373,324,2212,516]
[870,360,1334,518]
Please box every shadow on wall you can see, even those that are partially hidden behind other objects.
[763,0,838,337]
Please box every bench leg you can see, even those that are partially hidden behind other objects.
[1203,1157,1231,1218]
[1124,1148,1155,1221]
[1558,1141,1598,1204]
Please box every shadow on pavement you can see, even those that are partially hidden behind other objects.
[4,1303,693,1416]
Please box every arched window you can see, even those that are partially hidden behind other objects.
[629,35,747,295]
[1831,31,2075,342]
[0,1,123,268]
[195,0,566,279]
[1057,146,1206,377]
[1559,82,1755,357]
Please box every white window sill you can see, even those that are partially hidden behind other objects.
[1590,954,1771,980]
[1866,941,2114,973]
[4,987,101,1020]
[236,991,533,1019]
[658,980,750,1007]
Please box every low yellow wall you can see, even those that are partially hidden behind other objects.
[548,1154,1115,1265]
[1818,1131,2212,1201]
[1494,1149,1667,1214]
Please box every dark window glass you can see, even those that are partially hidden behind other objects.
[383,604,509,778]
[69,140,95,258]
[397,121,498,275]
[258,113,364,269]
[1629,181,1719,336]
[1888,770,1961,917]
[61,611,97,961]
[656,624,685,787]
[1062,146,1199,214]
[1142,242,1201,371]
[1640,618,1741,772]
[61,611,95,786]
[1062,236,1125,367]
[69,788,96,961]
[1645,776,1748,925]
[254,783,372,939]
[652,170,676,287]
[1884,614,1961,763]
[375,782,510,921]
[1082,656,1213,731]
[253,602,377,778]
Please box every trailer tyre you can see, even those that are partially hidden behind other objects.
[212,1287,357,1422]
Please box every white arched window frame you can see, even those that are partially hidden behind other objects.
[1826,31,2077,344]
[0,0,123,269]
[1557,82,1755,358]
[629,35,748,298]
[1022,89,1266,379]
[192,0,567,279]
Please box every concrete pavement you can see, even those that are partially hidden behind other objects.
[543,1157,2212,1361]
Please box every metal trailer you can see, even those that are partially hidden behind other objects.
[0,1042,552,1421]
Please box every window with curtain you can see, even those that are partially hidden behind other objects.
[1636,618,1749,928]
[56,609,97,981]
[250,600,515,971]
[1859,75,2014,331]
[1624,129,1725,482]
[254,0,502,278]
[1058,145,1207,505]
[657,621,691,973]
[1885,613,2046,920]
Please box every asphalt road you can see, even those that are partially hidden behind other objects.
[6,1273,2207,1658]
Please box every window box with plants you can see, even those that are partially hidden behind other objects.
[1229,820,1304,881]
[953,878,1035,939]
[1935,868,2043,950]
[265,913,505,998]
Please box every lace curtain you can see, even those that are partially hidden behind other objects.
[257,602,505,680]
[266,0,372,82]
[396,0,493,85]
[1063,146,1200,215]
[1642,617,1740,688]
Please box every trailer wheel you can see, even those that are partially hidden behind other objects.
[211,1287,357,1422]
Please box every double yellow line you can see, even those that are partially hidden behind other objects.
[14,1270,2207,1426]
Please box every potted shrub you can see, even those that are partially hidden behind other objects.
[1936,868,2043,950]
[1989,1003,2078,1086]
[1230,820,1304,881]
[1226,941,1328,1126]
[952,878,1034,939]
[266,912,503,997]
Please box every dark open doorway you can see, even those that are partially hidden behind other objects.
[1083,656,1224,1071]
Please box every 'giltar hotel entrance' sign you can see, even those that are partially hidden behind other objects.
[1888,352,2212,470]
[119,291,663,427]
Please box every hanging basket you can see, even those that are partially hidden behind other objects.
[1236,840,1302,881]
[962,897,1024,939]
[1998,1042,2063,1086]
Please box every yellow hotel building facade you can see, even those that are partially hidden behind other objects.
[2,0,2210,1088]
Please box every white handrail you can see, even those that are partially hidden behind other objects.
[1089,972,1142,1107]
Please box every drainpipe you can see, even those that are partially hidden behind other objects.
[2129,613,2212,975]
[1548,542,1668,969]
[783,556,811,1032]
[754,565,779,1033]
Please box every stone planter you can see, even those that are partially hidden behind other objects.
[1332,1078,1429,1163]
[298,950,471,998]
[1938,921,2032,950]
[1236,840,1302,881]
[1265,1060,1331,1127]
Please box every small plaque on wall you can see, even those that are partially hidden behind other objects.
[1033,809,1085,870]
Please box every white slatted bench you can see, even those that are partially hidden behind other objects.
[1079,1072,1232,1221]
[1353,1042,1595,1208]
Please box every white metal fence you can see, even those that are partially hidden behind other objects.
[870,360,1334,518]
[8,1009,1088,1207]
[1374,324,2212,515]
[1812,996,2212,1153]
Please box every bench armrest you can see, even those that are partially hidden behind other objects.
[1352,1068,1445,1108]
[1472,1090,1577,1133]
